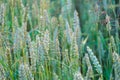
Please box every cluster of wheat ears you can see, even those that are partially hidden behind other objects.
[0,0,120,80]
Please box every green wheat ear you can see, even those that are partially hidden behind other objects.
[65,20,72,45]
[0,65,6,80]
[42,29,50,54]
[53,72,60,80]
[87,46,103,75]
[73,70,84,80]
[84,54,94,80]
[112,52,120,80]
[0,3,5,27]
[19,63,34,80]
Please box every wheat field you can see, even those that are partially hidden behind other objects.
[0,0,120,80]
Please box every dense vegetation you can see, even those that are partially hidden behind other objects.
[0,0,120,80]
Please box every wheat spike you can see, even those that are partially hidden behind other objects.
[106,14,111,32]
[19,63,27,80]
[73,10,80,31]
[112,52,120,62]
[29,41,37,71]
[43,10,50,25]
[0,3,5,26]
[51,17,58,30]
[53,72,60,80]
[66,0,72,12]
[74,71,84,80]
[36,35,45,64]
[73,10,81,55]
[0,65,6,80]
[42,29,50,54]
[110,36,117,52]
[87,46,103,75]
[71,33,79,56]
[14,16,19,28]
[65,20,72,44]
[5,47,12,68]
[13,25,27,57]
[112,52,120,80]
[19,63,34,80]
[53,27,60,55]
[84,54,94,80]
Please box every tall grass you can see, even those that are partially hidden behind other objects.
[0,0,120,80]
